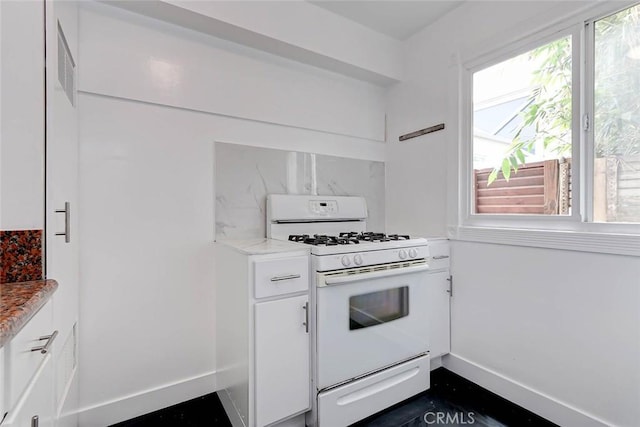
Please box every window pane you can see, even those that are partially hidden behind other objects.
[473,36,572,215]
[594,5,640,223]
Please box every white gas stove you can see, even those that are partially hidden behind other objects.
[266,194,432,427]
[267,194,429,268]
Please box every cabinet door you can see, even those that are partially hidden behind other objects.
[45,1,80,422]
[255,295,310,427]
[427,271,451,358]
[4,355,54,427]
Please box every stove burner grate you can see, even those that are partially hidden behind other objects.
[288,232,411,246]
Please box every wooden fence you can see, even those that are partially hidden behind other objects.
[594,156,640,222]
[474,159,571,214]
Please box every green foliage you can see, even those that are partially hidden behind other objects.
[487,36,572,185]
[487,4,640,185]
[594,5,640,158]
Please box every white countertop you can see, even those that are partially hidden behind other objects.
[215,238,309,255]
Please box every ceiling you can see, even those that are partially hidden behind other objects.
[309,1,465,40]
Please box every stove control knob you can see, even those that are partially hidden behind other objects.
[341,255,351,267]
[399,249,407,260]
[408,248,418,259]
[354,254,363,266]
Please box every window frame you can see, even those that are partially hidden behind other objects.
[455,1,640,255]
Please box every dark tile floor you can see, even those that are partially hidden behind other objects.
[352,368,558,427]
[111,368,558,427]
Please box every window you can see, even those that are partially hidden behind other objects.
[593,6,640,223]
[466,2,640,230]
[473,36,572,215]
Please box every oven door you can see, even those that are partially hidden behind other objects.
[316,262,430,390]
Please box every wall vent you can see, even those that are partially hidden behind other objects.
[57,22,75,107]
[56,322,77,414]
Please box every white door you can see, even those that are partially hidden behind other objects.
[44,0,79,422]
[427,271,451,358]
[316,265,430,390]
[255,295,310,427]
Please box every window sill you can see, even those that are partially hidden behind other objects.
[451,225,640,257]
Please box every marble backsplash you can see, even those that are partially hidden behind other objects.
[215,143,385,239]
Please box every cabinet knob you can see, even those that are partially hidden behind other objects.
[31,415,39,427]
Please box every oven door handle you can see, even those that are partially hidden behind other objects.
[322,264,430,286]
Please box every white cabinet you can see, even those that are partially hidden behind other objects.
[1,349,4,420]
[0,0,79,423]
[427,239,451,359]
[255,295,310,427]
[44,0,80,422]
[216,241,311,427]
[2,301,56,427]
[426,271,451,358]
[5,303,54,412]
[3,355,54,427]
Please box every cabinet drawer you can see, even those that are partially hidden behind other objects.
[3,353,53,427]
[318,355,430,427]
[6,300,54,411]
[254,256,308,299]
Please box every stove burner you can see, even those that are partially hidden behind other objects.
[288,232,410,246]
[387,234,411,241]
[288,234,360,246]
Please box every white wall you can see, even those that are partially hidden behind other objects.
[79,3,387,143]
[386,2,640,426]
[107,0,403,85]
[449,242,640,427]
[0,1,44,230]
[78,94,218,425]
[77,3,386,425]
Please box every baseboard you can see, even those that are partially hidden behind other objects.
[219,389,246,427]
[429,355,443,370]
[76,371,217,426]
[443,354,611,427]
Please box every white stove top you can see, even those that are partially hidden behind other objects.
[283,234,429,271]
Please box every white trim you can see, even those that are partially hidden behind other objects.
[429,355,443,371]
[583,19,595,224]
[452,225,640,257]
[443,354,613,427]
[459,65,473,226]
[79,91,387,162]
[571,24,584,224]
[460,1,637,70]
[76,371,216,427]
[219,389,246,427]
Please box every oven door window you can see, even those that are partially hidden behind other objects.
[349,286,409,330]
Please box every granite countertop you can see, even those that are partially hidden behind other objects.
[0,279,58,349]
[216,238,310,255]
